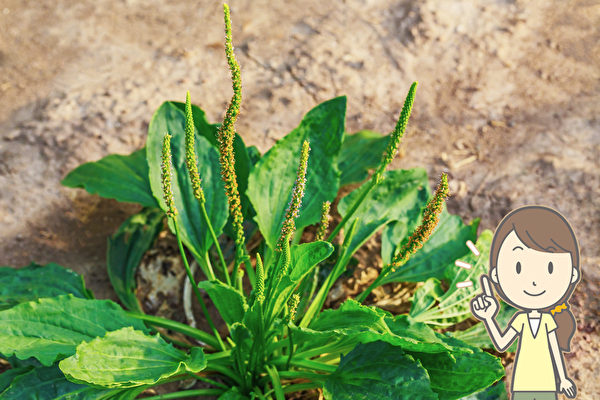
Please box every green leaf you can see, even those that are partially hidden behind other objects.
[147,102,229,259]
[337,168,430,258]
[219,387,249,400]
[323,341,437,400]
[409,231,492,327]
[459,380,507,400]
[62,148,157,208]
[0,263,93,310]
[292,300,454,354]
[379,209,479,283]
[197,280,248,325]
[338,130,389,186]
[0,365,135,399]
[0,367,31,393]
[0,295,147,366]
[107,208,164,312]
[288,241,334,283]
[449,302,517,352]
[247,97,346,249]
[59,327,206,388]
[408,335,504,400]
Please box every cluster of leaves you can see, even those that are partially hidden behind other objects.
[0,4,511,400]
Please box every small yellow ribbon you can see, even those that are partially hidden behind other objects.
[550,302,567,315]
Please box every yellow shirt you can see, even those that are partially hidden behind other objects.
[510,312,558,392]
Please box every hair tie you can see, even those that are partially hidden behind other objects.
[550,302,567,315]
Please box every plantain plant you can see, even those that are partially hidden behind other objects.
[0,4,508,399]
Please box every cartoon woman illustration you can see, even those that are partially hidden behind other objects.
[470,205,580,399]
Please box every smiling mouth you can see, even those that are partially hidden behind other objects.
[523,289,546,297]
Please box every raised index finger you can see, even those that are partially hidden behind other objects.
[481,274,493,297]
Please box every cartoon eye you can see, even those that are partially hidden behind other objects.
[516,261,522,274]
[548,261,554,274]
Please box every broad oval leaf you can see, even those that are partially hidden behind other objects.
[289,241,334,283]
[449,301,517,353]
[292,300,454,354]
[0,365,139,399]
[0,263,93,310]
[380,209,479,283]
[107,207,164,312]
[62,148,158,208]
[409,231,492,327]
[337,168,430,258]
[247,97,346,249]
[197,280,247,326]
[60,327,206,388]
[323,341,437,400]
[147,102,228,259]
[338,130,389,186]
[0,295,147,366]
[407,335,504,400]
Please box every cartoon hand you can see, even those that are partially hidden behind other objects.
[470,275,498,321]
[560,377,576,398]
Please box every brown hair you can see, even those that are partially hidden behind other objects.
[489,205,580,352]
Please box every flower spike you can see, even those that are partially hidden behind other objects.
[218,4,246,261]
[161,133,177,218]
[374,82,417,183]
[277,140,310,250]
[388,172,449,271]
[184,91,205,204]
[315,201,331,241]
[255,253,265,304]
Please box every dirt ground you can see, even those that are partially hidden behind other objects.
[0,0,598,398]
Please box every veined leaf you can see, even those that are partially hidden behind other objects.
[323,341,437,400]
[0,367,31,393]
[59,327,206,388]
[0,365,138,399]
[459,380,508,400]
[147,102,228,259]
[380,209,479,283]
[449,301,517,352]
[0,295,147,366]
[292,300,454,354]
[107,208,164,312]
[337,168,430,259]
[288,241,334,283]
[409,231,492,327]
[247,97,346,249]
[265,241,334,321]
[0,263,93,310]
[61,148,157,208]
[338,130,389,186]
[197,280,248,326]
[407,335,504,400]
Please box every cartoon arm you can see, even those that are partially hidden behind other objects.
[548,330,576,398]
[470,275,518,352]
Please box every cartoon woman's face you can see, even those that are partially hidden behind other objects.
[492,230,577,310]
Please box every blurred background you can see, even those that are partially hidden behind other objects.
[0,0,598,397]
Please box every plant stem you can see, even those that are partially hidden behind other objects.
[139,389,224,400]
[173,218,226,351]
[200,202,230,285]
[126,312,220,350]
[326,180,375,243]
[300,218,359,328]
